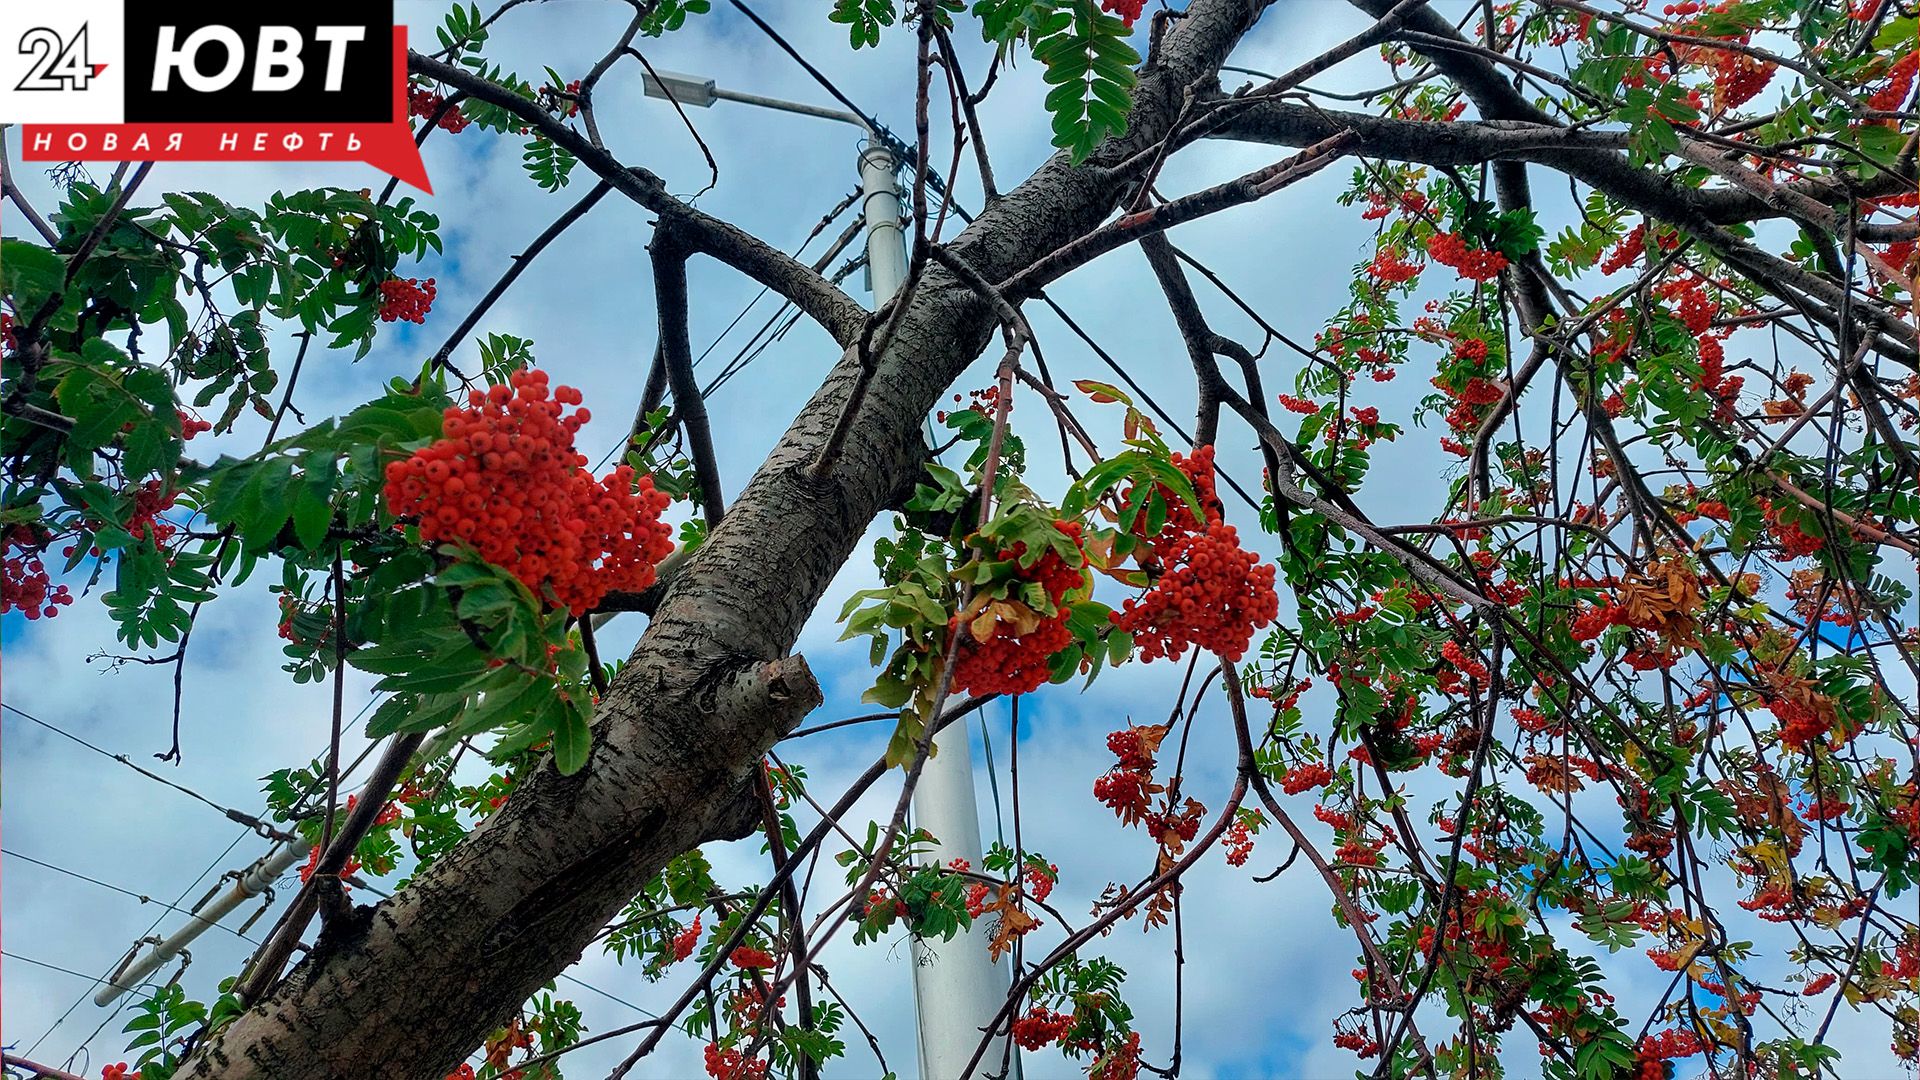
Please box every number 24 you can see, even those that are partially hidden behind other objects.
[15,26,95,92]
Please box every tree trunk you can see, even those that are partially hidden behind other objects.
[182,4,1262,1076]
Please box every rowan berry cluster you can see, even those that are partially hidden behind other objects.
[1113,446,1276,662]
[1765,688,1840,752]
[1364,246,1422,284]
[1091,768,1154,825]
[1869,49,1917,111]
[297,843,361,884]
[127,481,179,545]
[948,605,1069,696]
[3,526,73,619]
[703,1043,768,1080]
[1414,887,1514,975]
[1426,231,1509,281]
[1100,0,1145,28]
[1602,224,1646,275]
[1433,369,1507,458]
[1569,602,1619,643]
[1024,862,1057,902]
[409,88,472,132]
[1091,1032,1143,1080]
[1736,882,1804,922]
[948,521,1086,697]
[1123,445,1221,560]
[178,409,212,440]
[1634,1028,1705,1080]
[1712,53,1776,109]
[101,1066,140,1080]
[382,368,675,616]
[1332,1024,1381,1058]
[670,916,702,962]
[1223,820,1255,866]
[936,385,1009,423]
[548,78,582,118]
[1439,639,1489,685]
[729,945,775,969]
[728,983,785,1028]
[1619,784,1676,860]
[1094,725,1166,827]
[1011,1007,1075,1049]
[1363,189,1427,219]
[1334,833,1387,867]
[1281,761,1333,795]
[275,594,304,643]
[377,277,437,323]
[1762,500,1825,559]
[1116,523,1277,663]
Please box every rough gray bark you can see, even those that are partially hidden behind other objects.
[180,3,1264,1077]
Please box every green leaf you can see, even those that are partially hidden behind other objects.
[551,705,592,774]
[122,419,175,479]
[367,691,467,737]
[1032,0,1139,164]
[290,459,337,550]
[1874,15,1915,49]
[237,456,296,551]
[375,663,491,696]
[1,239,66,312]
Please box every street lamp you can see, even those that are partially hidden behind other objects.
[642,71,906,300]
[642,69,1012,1080]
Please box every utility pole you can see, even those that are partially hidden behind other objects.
[643,70,1013,1079]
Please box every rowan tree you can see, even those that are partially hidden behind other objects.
[2,0,1917,1078]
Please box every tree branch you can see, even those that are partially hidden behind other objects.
[652,228,728,528]
[429,180,614,373]
[1003,130,1360,295]
[408,51,866,347]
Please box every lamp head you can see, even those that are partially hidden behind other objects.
[642,71,718,108]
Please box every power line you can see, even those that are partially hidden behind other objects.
[1,702,288,838]
[6,703,668,1054]
[1039,293,1265,514]
[54,831,259,1074]
[4,951,150,995]
[730,1,883,135]
[2,849,261,945]
[6,693,386,1062]
[19,830,246,1059]
[730,0,971,225]
[595,189,866,473]
[692,187,861,377]
[702,238,869,400]
[1,698,387,839]
[557,972,661,1022]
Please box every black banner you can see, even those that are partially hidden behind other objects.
[122,2,393,122]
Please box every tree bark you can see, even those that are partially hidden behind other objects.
[181,3,1266,1076]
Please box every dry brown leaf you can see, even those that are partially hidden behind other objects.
[1615,560,1703,646]
[990,899,1036,957]
[1525,753,1584,794]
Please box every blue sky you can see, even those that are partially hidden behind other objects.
[4,2,1913,1078]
